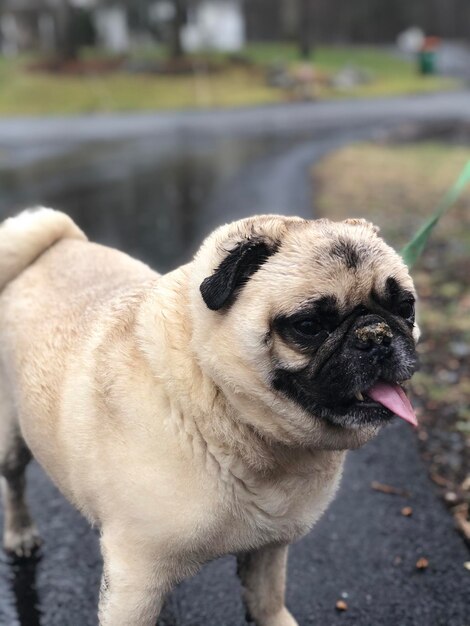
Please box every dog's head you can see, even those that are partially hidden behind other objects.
[191,216,419,450]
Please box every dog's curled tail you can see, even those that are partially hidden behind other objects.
[0,207,86,291]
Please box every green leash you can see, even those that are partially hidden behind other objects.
[401,159,470,268]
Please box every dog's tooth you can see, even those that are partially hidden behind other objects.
[355,391,364,401]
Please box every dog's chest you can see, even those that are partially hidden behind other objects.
[205,455,344,553]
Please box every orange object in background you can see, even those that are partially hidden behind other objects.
[418,36,441,75]
[421,36,441,52]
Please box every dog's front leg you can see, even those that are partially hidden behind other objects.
[98,529,179,626]
[237,544,298,626]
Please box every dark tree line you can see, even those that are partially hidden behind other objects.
[245,0,470,46]
[52,0,470,62]
[54,0,186,61]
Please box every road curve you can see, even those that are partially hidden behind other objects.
[0,91,469,166]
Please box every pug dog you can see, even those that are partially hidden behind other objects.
[0,209,419,626]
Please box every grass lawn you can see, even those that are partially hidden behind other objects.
[0,43,459,116]
[246,43,457,98]
[313,142,470,527]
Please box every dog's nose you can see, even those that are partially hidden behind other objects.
[354,321,393,354]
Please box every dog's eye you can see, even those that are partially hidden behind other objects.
[397,300,415,320]
[292,319,323,336]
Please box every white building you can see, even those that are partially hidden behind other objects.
[94,4,129,53]
[181,0,245,53]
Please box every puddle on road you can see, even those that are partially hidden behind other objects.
[10,558,42,626]
[0,134,301,273]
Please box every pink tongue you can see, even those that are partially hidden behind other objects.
[366,382,418,427]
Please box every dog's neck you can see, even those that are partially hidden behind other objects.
[136,266,343,480]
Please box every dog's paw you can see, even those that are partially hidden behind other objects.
[256,608,299,626]
[3,525,42,559]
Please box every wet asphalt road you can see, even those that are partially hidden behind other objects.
[0,92,469,625]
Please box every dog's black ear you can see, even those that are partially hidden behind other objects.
[200,238,278,311]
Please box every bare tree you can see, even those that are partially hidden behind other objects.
[298,0,314,59]
[55,0,79,60]
[169,0,186,59]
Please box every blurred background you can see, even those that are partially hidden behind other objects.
[0,1,469,625]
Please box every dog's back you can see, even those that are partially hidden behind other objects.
[0,208,156,399]
[0,209,158,514]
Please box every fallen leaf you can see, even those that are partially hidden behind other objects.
[416,557,429,570]
[461,476,470,491]
[430,473,451,488]
[371,481,410,497]
[463,562,470,571]
[335,600,348,611]
[401,506,413,517]
[453,504,470,540]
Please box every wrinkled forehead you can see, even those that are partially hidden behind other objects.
[257,225,414,315]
